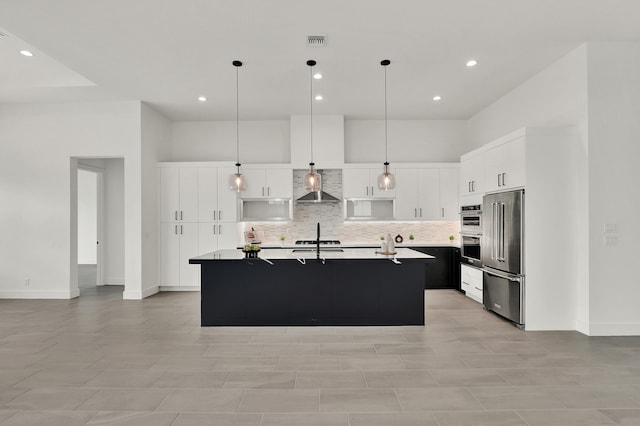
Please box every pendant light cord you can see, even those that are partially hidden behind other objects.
[236,64,240,168]
[384,63,388,163]
[309,63,314,165]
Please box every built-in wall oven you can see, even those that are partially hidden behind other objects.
[460,204,482,267]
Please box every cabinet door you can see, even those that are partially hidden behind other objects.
[460,154,484,196]
[160,223,180,286]
[342,169,371,198]
[485,137,525,192]
[265,168,293,199]
[217,222,238,250]
[178,168,198,222]
[198,168,218,222]
[417,169,440,220]
[198,222,218,254]
[217,167,238,221]
[240,169,266,199]
[394,169,419,220]
[179,223,200,287]
[159,168,180,222]
[439,168,459,220]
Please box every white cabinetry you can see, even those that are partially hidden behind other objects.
[460,149,485,199]
[160,168,198,222]
[160,222,200,288]
[343,168,396,198]
[461,264,483,303]
[241,167,293,199]
[484,136,525,193]
[395,167,458,221]
[159,163,241,290]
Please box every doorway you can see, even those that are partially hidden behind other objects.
[74,158,125,297]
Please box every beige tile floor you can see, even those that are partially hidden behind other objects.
[1,286,640,425]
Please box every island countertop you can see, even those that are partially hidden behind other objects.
[190,247,434,262]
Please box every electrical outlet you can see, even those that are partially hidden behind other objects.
[24,278,30,287]
[604,235,619,246]
[604,223,618,233]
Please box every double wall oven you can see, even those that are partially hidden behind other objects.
[460,204,482,266]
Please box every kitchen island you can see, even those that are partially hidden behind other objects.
[190,248,434,326]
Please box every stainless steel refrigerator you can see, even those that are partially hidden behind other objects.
[481,189,525,327]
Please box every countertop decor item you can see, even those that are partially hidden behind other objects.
[395,234,403,243]
[230,60,246,192]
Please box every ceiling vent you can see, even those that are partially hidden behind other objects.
[307,35,327,47]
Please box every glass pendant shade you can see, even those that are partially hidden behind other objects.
[230,163,246,192]
[377,162,396,190]
[304,162,322,192]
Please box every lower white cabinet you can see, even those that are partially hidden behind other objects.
[461,264,483,303]
[198,222,238,253]
[160,222,200,288]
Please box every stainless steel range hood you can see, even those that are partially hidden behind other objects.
[296,190,340,204]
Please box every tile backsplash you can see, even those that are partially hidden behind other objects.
[242,168,460,245]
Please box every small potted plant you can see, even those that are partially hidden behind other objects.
[449,235,455,243]
[279,235,286,246]
[409,234,415,243]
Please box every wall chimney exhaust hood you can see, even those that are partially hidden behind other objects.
[296,190,340,204]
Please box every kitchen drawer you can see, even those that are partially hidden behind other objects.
[461,264,483,303]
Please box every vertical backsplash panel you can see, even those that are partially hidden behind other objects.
[243,168,460,245]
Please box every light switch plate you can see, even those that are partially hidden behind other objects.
[604,235,619,246]
[604,223,618,233]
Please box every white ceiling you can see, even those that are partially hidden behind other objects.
[1,0,640,121]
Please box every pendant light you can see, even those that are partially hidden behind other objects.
[303,59,322,192]
[377,59,396,191]
[229,60,246,191]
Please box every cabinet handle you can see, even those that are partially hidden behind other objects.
[502,173,506,187]
[174,225,178,235]
[213,224,216,234]
[414,208,417,218]
[267,187,271,196]
[262,187,265,196]
[219,224,223,234]
[468,181,472,193]
[213,211,217,221]
[442,208,444,218]
[174,211,178,221]
[475,287,482,291]
[180,211,183,220]
[472,181,475,192]
[180,225,183,235]
[219,210,223,221]
[371,186,375,196]
[366,186,369,196]
[419,208,422,217]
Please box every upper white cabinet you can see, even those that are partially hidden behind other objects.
[159,167,198,222]
[197,167,238,223]
[460,150,485,198]
[343,168,396,198]
[290,115,345,169]
[439,168,459,220]
[240,167,293,199]
[484,136,525,193]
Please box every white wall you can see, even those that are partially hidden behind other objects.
[103,158,124,285]
[0,101,142,299]
[586,42,640,335]
[466,45,588,148]
[137,103,172,299]
[171,120,290,163]
[346,120,469,163]
[77,169,97,264]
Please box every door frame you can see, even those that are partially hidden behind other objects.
[77,163,105,287]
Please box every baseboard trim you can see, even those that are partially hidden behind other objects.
[123,285,160,300]
[159,286,201,292]
[586,322,640,336]
[0,290,77,299]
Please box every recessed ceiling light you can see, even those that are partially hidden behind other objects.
[433,95,442,101]
[315,95,323,101]
[20,50,33,57]
[313,73,322,79]
[198,96,207,102]
[466,59,478,67]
